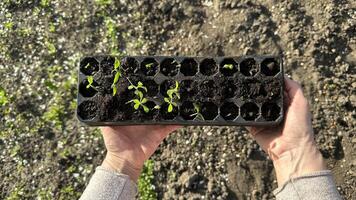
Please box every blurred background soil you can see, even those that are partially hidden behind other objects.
[0,0,355,199]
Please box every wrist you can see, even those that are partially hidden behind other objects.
[272,143,327,187]
[101,153,142,182]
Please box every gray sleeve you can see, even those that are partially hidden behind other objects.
[80,166,137,200]
[274,170,342,200]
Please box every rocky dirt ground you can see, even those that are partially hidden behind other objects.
[0,0,355,199]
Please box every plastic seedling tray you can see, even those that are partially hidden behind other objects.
[77,55,284,126]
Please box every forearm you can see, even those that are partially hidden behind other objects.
[274,170,342,200]
[272,144,341,200]
[79,166,137,200]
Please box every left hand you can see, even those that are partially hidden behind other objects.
[101,125,180,181]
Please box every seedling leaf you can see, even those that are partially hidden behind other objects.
[112,86,117,96]
[223,64,234,70]
[142,105,149,113]
[84,63,90,69]
[114,58,121,70]
[113,72,120,84]
[134,102,140,109]
[168,104,173,113]
[154,105,160,109]
[145,63,154,69]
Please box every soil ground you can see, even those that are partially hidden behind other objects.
[0,0,355,199]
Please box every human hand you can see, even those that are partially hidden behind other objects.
[101,125,180,181]
[247,76,326,186]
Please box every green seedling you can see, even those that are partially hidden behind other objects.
[190,103,204,120]
[126,89,149,113]
[223,64,234,70]
[127,79,149,113]
[111,58,122,96]
[145,63,154,69]
[86,76,97,90]
[84,63,90,69]
[164,81,180,112]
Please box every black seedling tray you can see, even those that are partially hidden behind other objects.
[77,55,284,126]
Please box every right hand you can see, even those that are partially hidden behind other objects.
[247,76,327,186]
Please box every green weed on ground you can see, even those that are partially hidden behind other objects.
[138,160,157,200]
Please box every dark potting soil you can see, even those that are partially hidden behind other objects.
[239,79,267,102]
[122,57,139,74]
[240,58,259,76]
[180,58,198,76]
[100,56,115,75]
[201,102,218,120]
[200,80,219,98]
[142,79,159,97]
[80,57,99,75]
[200,58,217,76]
[77,100,97,120]
[180,101,196,120]
[220,102,239,120]
[262,102,280,121]
[160,58,179,77]
[141,57,158,76]
[222,80,237,99]
[241,102,259,121]
[179,80,198,100]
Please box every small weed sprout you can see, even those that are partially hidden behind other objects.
[223,64,234,70]
[145,63,154,69]
[190,103,204,120]
[164,81,180,112]
[171,60,181,67]
[84,63,90,69]
[111,58,122,96]
[86,76,97,90]
[127,79,149,113]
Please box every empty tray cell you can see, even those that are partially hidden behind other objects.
[200,58,217,76]
[79,78,98,98]
[160,103,178,120]
[180,101,196,120]
[142,79,159,97]
[179,79,198,100]
[100,56,115,75]
[241,102,259,121]
[141,57,158,76]
[121,57,139,73]
[77,100,97,120]
[200,80,219,98]
[261,58,280,76]
[221,79,237,99]
[220,58,238,76]
[240,58,258,76]
[262,102,280,121]
[180,58,198,76]
[160,58,179,77]
[80,57,99,75]
[201,102,218,120]
[220,102,239,121]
